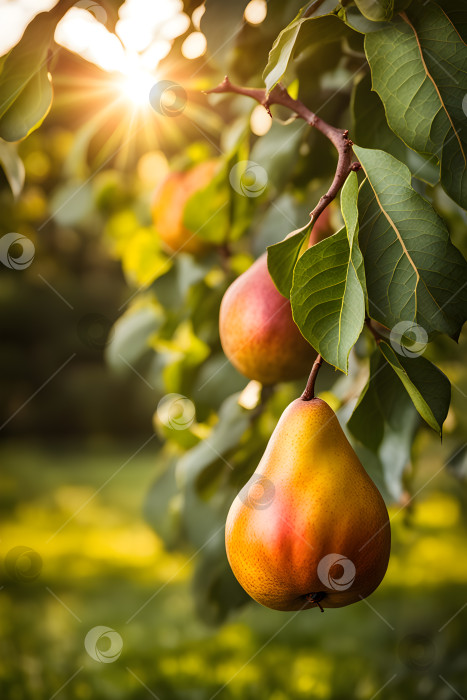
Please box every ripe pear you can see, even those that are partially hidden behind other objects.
[219,254,315,384]
[219,212,331,384]
[225,398,391,611]
[151,160,218,255]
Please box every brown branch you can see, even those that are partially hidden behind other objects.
[206,77,360,225]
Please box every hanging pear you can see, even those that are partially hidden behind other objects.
[219,212,331,384]
[219,252,316,384]
[151,160,218,255]
[225,396,391,611]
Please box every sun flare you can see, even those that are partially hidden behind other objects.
[119,70,157,108]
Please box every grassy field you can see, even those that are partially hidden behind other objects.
[1,440,466,700]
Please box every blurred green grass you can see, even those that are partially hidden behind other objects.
[1,441,466,700]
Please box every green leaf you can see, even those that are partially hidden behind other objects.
[201,0,246,68]
[378,340,451,434]
[176,393,251,488]
[348,350,419,500]
[263,11,307,92]
[192,543,249,625]
[355,0,394,22]
[105,303,163,372]
[354,146,467,340]
[351,72,439,186]
[143,459,185,550]
[0,12,57,141]
[290,172,366,372]
[267,222,311,298]
[262,8,342,92]
[339,6,389,33]
[291,12,348,59]
[0,139,24,197]
[348,352,389,451]
[437,0,467,43]
[364,2,467,208]
[183,164,230,244]
[250,120,303,190]
[194,355,247,415]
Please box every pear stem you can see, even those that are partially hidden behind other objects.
[365,318,381,344]
[301,354,323,401]
[306,592,326,612]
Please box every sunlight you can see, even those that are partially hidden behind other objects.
[244,0,268,25]
[55,8,127,73]
[119,70,156,107]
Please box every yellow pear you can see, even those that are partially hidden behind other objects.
[225,397,391,611]
[151,160,218,255]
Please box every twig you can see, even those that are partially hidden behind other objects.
[206,77,360,224]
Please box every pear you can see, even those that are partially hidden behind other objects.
[151,160,218,255]
[219,211,332,384]
[225,397,391,611]
[219,253,316,384]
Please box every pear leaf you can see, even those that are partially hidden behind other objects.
[377,340,451,434]
[192,545,250,625]
[438,0,467,43]
[262,6,342,92]
[176,393,251,488]
[348,349,419,501]
[0,11,58,141]
[354,146,467,340]
[355,0,393,22]
[290,172,366,372]
[143,458,184,550]
[339,6,389,33]
[364,1,467,208]
[267,222,311,298]
[351,72,439,186]
[0,139,25,197]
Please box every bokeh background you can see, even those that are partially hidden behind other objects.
[1,1,466,698]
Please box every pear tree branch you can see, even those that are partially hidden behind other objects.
[206,77,361,224]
